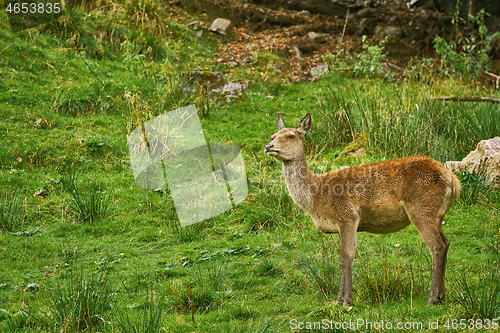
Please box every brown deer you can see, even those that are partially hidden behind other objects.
[265,113,460,306]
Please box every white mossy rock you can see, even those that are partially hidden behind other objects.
[445,137,500,188]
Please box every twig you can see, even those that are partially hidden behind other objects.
[431,96,500,103]
[485,71,500,89]
[78,52,105,88]
[340,8,349,43]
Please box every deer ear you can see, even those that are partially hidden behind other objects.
[298,113,311,135]
[277,113,285,130]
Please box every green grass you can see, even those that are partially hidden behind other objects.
[1,3,500,332]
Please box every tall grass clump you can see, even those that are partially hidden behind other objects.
[294,236,338,302]
[356,246,412,304]
[41,9,104,58]
[46,270,116,331]
[0,191,24,232]
[457,169,490,206]
[61,172,111,223]
[117,289,165,333]
[454,260,500,319]
[170,261,229,315]
[166,218,208,244]
[316,77,500,162]
[124,0,165,36]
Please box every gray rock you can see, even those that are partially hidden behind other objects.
[311,65,329,76]
[296,10,311,17]
[374,26,404,42]
[308,31,330,43]
[209,18,231,35]
[445,137,500,188]
[212,82,247,103]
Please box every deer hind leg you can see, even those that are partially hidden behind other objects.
[405,204,450,305]
[336,221,358,306]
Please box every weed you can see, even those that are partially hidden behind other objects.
[404,56,436,83]
[454,260,500,319]
[2,309,36,332]
[170,261,229,315]
[325,36,387,78]
[457,171,489,206]
[117,288,165,333]
[0,191,24,232]
[354,36,387,77]
[294,235,338,302]
[124,0,165,36]
[166,218,208,244]
[254,259,282,277]
[41,9,105,58]
[61,171,111,223]
[356,245,412,304]
[45,269,116,331]
[121,39,148,78]
[433,8,500,80]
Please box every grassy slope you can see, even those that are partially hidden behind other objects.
[1,5,500,333]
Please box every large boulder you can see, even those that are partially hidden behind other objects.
[445,137,500,188]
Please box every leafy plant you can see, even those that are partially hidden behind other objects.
[433,9,500,80]
[0,191,24,232]
[354,36,387,77]
[324,36,387,78]
[61,171,111,223]
[121,39,148,78]
[404,57,436,83]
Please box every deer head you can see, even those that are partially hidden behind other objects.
[265,113,311,162]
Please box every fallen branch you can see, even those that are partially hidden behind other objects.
[431,96,500,103]
[485,71,500,89]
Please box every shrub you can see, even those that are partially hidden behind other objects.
[433,9,500,80]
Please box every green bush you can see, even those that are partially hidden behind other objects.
[433,9,500,80]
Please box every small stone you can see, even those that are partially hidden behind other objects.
[209,18,231,35]
[308,31,330,43]
[25,283,39,292]
[296,10,311,17]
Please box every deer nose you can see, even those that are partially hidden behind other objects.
[265,143,273,151]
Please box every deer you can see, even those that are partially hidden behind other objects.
[265,113,461,306]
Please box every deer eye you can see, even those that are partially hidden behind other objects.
[287,134,295,139]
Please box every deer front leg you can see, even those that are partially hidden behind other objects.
[336,223,357,306]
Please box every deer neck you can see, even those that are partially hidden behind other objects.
[282,155,317,212]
